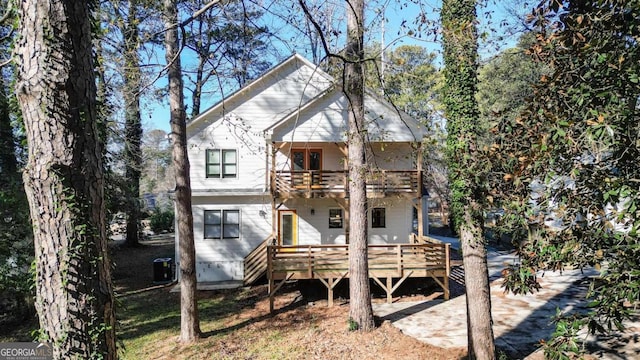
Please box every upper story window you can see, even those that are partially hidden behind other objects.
[206,149,237,178]
[371,208,386,228]
[204,210,240,239]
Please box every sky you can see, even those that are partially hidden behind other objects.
[143,0,525,133]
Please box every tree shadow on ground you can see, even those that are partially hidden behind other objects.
[200,289,307,339]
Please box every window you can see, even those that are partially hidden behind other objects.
[329,209,343,229]
[371,208,386,228]
[204,210,240,239]
[222,210,240,238]
[206,149,237,178]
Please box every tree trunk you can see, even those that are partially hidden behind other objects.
[163,0,201,343]
[16,1,117,358]
[345,0,374,332]
[441,0,496,358]
[123,0,143,247]
[460,209,494,359]
[191,57,205,118]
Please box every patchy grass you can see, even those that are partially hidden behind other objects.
[112,235,465,359]
[116,284,466,360]
[3,234,467,359]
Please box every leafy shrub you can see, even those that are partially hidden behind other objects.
[149,209,174,233]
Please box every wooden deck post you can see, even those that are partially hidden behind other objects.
[316,272,347,307]
[267,245,274,313]
[444,243,451,300]
[417,142,424,237]
[270,145,277,241]
[307,246,312,278]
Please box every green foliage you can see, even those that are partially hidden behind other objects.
[543,310,587,359]
[347,317,359,331]
[477,32,548,147]
[381,45,443,122]
[149,208,174,234]
[441,0,487,235]
[182,0,273,96]
[489,0,640,356]
[0,18,33,323]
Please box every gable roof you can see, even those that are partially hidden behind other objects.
[186,53,334,131]
[187,53,427,142]
[265,86,427,142]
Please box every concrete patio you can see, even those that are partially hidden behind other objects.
[373,238,640,359]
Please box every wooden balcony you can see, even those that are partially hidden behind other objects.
[266,240,450,311]
[273,170,421,199]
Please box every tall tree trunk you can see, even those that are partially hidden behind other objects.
[123,0,143,247]
[163,0,201,343]
[191,56,205,118]
[345,0,374,332]
[16,1,117,358]
[441,0,495,358]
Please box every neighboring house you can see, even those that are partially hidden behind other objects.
[176,54,440,292]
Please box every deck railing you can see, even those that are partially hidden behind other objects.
[267,243,449,280]
[273,170,420,198]
[243,235,274,285]
[266,241,450,311]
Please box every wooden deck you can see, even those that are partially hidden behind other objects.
[273,170,421,198]
[266,239,450,312]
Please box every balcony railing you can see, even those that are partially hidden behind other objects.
[273,170,420,198]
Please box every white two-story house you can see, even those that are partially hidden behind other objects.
[176,53,436,288]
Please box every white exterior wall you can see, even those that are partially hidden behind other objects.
[271,91,423,143]
[367,143,414,170]
[188,59,332,192]
[274,143,346,171]
[281,197,413,246]
[179,54,427,284]
[367,197,414,244]
[190,195,272,282]
[279,199,348,246]
[273,142,413,171]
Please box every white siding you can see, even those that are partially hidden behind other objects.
[188,59,332,192]
[272,142,414,172]
[368,198,414,244]
[191,195,272,282]
[274,143,346,171]
[279,198,413,246]
[180,54,425,283]
[271,91,425,143]
[278,199,348,246]
[367,143,415,170]
[363,94,424,142]
[273,92,348,143]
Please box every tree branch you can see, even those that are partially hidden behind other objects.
[297,0,349,64]
[153,0,222,39]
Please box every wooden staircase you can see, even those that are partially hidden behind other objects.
[243,236,274,285]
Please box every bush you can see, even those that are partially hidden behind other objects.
[149,209,174,234]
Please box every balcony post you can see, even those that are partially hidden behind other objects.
[417,142,424,236]
[271,145,277,238]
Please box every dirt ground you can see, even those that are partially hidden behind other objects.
[111,234,468,359]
